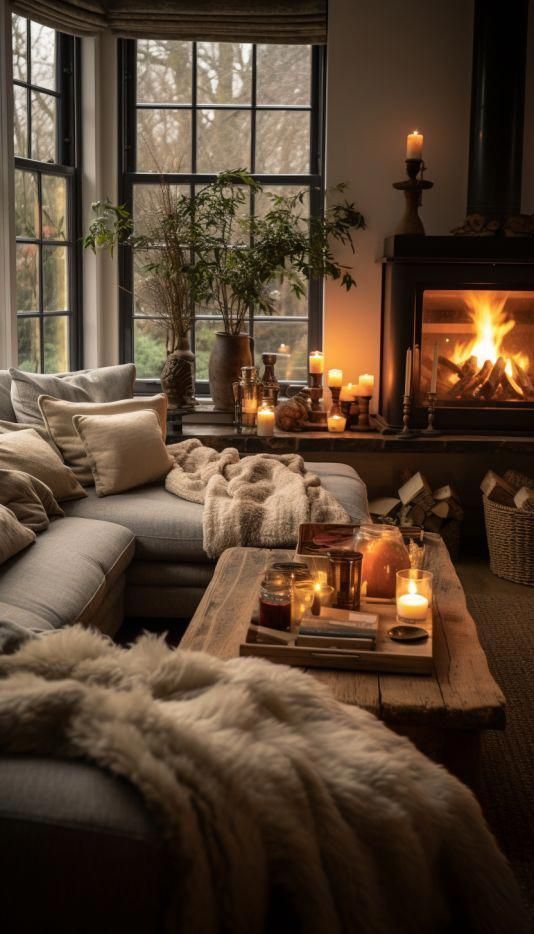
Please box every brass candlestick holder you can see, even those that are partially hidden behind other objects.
[307,372,328,429]
[395,393,419,438]
[260,353,280,406]
[393,159,434,235]
[422,391,440,435]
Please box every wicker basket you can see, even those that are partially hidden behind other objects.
[483,495,534,586]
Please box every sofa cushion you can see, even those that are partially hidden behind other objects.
[62,462,369,562]
[0,429,86,502]
[0,469,63,532]
[0,517,135,631]
[0,371,16,422]
[0,505,36,565]
[9,364,136,425]
[39,393,168,485]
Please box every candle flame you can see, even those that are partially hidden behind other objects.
[314,582,322,593]
[408,579,418,595]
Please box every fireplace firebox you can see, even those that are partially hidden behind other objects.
[379,237,534,433]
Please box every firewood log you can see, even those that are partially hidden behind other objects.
[448,357,485,397]
[511,360,534,400]
[438,355,462,376]
[423,514,443,533]
[398,471,431,506]
[500,371,524,400]
[514,487,534,511]
[503,468,534,491]
[460,355,478,377]
[406,503,426,526]
[479,357,506,400]
[433,484,460,502]
[470,360,493,397]
[412,489,436,515]
[480,470,516,506]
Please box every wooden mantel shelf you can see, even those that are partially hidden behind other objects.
[170,425,534,454]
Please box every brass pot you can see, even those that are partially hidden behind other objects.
[208,332,254,412]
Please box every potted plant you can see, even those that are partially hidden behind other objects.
[84,183,197,408]
[181,170,365,410]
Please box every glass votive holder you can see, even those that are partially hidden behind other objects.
[396,569,433,623]
[327,550,363,610]
[310,582,335,615]
[259,570,292,631]
[292,581,317,626]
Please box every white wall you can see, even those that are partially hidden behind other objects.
[323,0,476,399]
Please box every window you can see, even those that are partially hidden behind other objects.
[12,14,81,373]
[119,40,325,388]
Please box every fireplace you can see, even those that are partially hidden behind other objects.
[379,0,533,434]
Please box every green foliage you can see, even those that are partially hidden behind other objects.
[83,201,133,257]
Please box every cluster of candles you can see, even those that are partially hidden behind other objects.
[308,351,375,433]
[241,396,276,436]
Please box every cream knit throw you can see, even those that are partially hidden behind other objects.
[165,439,351,558]
[0,627,525,934]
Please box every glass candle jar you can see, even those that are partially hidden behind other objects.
[355,524,411,600]
[396,569,433,623]
[259,571,292,631]
[327,550,363,610]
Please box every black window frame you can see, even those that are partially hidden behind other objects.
[118,38,326,394]
[13,20,83,373]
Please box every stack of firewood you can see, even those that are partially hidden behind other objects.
[422,353,534,403]
[481,469,534,511]
[368,471,464,556]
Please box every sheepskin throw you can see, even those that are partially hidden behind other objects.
[165,438,350,558]
[0,626,525,934]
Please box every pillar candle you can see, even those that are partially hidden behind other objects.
[327,369,343,388]
[397,592,429,621]
[340,382,356,402]
[309,351,324,374]
[358,373,375,395]
[257,405,275,437]
[406,130,423,160]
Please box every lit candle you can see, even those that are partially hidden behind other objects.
[309,351,324,375]
[397,591,429,621]
[340,382,356,402]
[358,373,375,395]
[243,397,258,415]
[277,343,289,354]
[327,414,346,433]
[327,368,343,388]
[257,404,275,437]
[404,347,412,397]
[406,129,424,160]
[430,343,438,394]
[311,582,322,616]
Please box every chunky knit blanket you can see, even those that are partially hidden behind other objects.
[165,439,350,558]
[0,626,525,934]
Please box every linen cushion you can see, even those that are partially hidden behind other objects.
[73,410,174,497]
[0,516,134,630]
[0,469,63,532]
[39,393,168,485]
[0,429,86,502]
[0,504,36,564]
[9,364,136,425]
[0,371,16,422]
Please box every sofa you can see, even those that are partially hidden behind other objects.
[0,367,370,932]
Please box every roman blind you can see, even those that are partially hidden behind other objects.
[10,0,327,42]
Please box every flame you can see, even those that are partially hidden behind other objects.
[451,292,529,377]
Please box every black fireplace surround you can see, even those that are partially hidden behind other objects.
[379,0,534,433]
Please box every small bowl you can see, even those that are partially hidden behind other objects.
[388,624,429,643]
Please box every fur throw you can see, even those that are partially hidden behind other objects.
[165,439,351,558]
[0,626,525,934]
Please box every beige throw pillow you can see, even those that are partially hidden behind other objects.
[0,504,36,565]
[9,364,136,425]
[0,429,86,502]
[38,393,168,485]
[0,469,63,532]
[72,409,174,497]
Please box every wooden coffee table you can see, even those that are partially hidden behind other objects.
[182,538,505,788]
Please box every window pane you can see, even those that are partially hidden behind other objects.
[256,45,311,105]
[43,245,68,311]
[197,43,252,105]
[16,243,39,312]
[260,278,308,317]
[134,319,166,378]
[15,170,39,238]
[44,316,69,372]
[12,15,28,83]
[253,320,308,381]
[17,317,41,372]
[137,39,192,104]
[31,90,56,162]
[194,319,223,381]
[30,21,56,91]
[255,110,310,174]
[133,183,190,236]
[197,109,250,173]
[137,108,192,172]
[133,250,160,316]
[13,84,28,158]
[42,174,68,240]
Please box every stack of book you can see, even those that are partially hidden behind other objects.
[296,607,379,651]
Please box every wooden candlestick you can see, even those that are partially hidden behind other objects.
[393,160,434,236]
[422,391,440,435]
[395,393,419,439]
[351,394,375,432]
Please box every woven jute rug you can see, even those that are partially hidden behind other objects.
[466,592,534,924]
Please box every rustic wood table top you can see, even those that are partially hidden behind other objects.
[182,537,505,733]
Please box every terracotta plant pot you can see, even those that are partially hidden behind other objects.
[209,332,254,411]
[160,341,197,409]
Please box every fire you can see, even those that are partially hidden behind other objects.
[451,291,529,378]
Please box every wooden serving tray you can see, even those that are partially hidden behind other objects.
[240,599,434,675]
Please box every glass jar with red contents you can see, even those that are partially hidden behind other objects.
[259,571,292,631]
[355,524,410,600]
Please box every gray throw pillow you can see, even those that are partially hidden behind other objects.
[0,469,64,533]
[0,504,36,565]
[9,364,136,424]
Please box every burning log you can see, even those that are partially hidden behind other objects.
[448,357,479,397]
[479,356,505,400]
[460,355,478,378]
[500,371,524,400]
[470,361,493,397]
[511,360,534,400]
[438,355,462,376]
